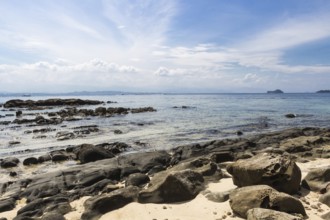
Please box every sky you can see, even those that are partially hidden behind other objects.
[0,0,330,93]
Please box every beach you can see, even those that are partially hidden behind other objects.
[0,96,330,219]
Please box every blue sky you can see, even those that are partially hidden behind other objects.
[0,0,330,92]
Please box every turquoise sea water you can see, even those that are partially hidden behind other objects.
[1,93,330,159]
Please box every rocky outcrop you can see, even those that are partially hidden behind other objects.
[3,99,103,108]
[138,170,204,203]
[227,153,301,194]
[247,208,303,220]
[229,185,306,218]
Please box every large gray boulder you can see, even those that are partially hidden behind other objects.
[227,153,301,194]
[301,166,330,192]
[229,185,306,218]
[320,191,330,207]
[247,208,303,220]
[138,170,204,203]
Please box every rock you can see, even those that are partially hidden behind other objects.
[9,171,17,177]
[237,131,243,136]
[9,141,20,145]
[23,157,39,166]
[229,185,306,218]
[285,114,296,118]
[203,189,232,203]
[16,110,22,117]
[0,157,20,168]
[301,166,330,192]
[247,208,303,220]
[16,197,71,219]
[131,107,156,113]
[138,170,204,203]
[76,144,114,164]
[95,107,107,115]
[50,150,70,162]
[170,157,222,181]
[227,153,301,194]
[41,212,65,220]
[0,198,15,212]
[114,129,123,134]
[320,191,330,207]
[125,173,150,187]
[38,154,51,163]
[210,152,234,163]
[82,186,140,220]
[322,211,330,220]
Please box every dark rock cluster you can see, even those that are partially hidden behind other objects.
[1,127,330,219]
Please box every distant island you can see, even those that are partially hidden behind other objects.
[316,90,330,93]
[267,89,284,94]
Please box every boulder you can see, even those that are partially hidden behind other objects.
[81,186,140,220]
[76,144,114,164]
[320,191,330,207]
[301,166,330,192]
[0,157,20,168]
[229,185,306,218]
[23,157,38,166]
[247,208,303,220]
[0,198,16,212]
[227,153,301,194]
[138,170,204,203]
[125,173,150,187]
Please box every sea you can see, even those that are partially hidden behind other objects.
[1,93,330,162]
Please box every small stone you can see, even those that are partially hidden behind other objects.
[226,211,231,215]
[213,211,217,215]
[9,171,17,177]
[222,215,227,219]
[311,204,318,209]
[163,206,167,209]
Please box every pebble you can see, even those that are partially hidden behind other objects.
[311,204,318,209]
[163,206,167,209]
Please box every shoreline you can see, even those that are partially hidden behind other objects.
[0,127,330,219]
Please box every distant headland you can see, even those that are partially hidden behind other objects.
[316,90,330,93]
[267,89,284,94]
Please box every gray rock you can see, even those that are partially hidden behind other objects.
[76,144,114,164]
[0,198,15,212]
[320,191,330,207]
[322,211,330,220]
[301,166,330,192]
[247,208,303,220]
[125,173,150,187]
[138,170,204,203]
[23,157,38,166]
[229,185,306,218]
[82,186,140,220]
[41,212,65,220]
[227,153,301,194]
[0,157,20,168]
